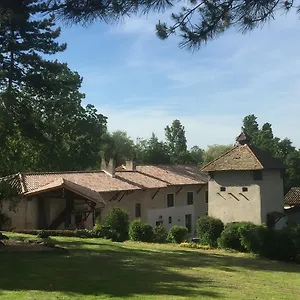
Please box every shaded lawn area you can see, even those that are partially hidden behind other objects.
[1,233,300,299]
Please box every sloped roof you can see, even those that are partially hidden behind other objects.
[201,144,286,172]
[285,187,300,205]
[21,171,140,193]
[136,165,208,185]
[24,177,105,205]
[16,165,208,197]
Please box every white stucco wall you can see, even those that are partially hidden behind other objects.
[100,184,208,235]
[208,170,285,225]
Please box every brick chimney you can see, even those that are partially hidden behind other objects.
[101,158,116,177]
[125,160,136,171]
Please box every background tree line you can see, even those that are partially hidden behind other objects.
[0,1,299,197]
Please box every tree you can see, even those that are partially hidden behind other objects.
[101,131,135,167]
[203,144,233,166]
[45,0,296,50]
[165,119,188,164]
[135,133,171,165]
[242,114,300,193]
[188,146,204,166]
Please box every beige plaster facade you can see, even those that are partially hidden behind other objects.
[208,170,284,225]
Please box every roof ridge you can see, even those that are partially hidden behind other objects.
[200,145,237,171]
[22,170,104,175]
[245,145,264,169]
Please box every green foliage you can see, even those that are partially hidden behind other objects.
[218,222,249,252]
[0,212,11,230]
[217,222,300,262]
[103,208,129,242]
[37,230,51,239]
[101,131,135,167]
[196,216,224,247]
[242,114,300,193]
[167,226,188,244]
[135,133,171,165]
[202,145,233,166]
[165,119,188,164]
[179,242,211,250]
[0,232,9,240]
[153,225,168,243]
[129,219,154,242]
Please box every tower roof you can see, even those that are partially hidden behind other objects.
[236,130,251,145]
[201,144,286,172]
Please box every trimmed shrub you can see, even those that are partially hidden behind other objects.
[238,222,264,253]
[103,208,129,242]
[196,216,224,247]
[258,228,297,262]
[153,225,168,243]
[167,226,188,244]
[218,222,252,252]
[129,219,154,242]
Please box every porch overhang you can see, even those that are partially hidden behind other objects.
[24,177,105,207]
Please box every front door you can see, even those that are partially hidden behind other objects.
[185,214,192,233]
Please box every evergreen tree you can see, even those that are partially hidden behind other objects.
[45,1,297,50]
[165,119,188,164]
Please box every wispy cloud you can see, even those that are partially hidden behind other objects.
[58,9,300,149]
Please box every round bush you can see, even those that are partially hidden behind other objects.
[238,223,264,253]
[196,216,224,247]
[168,226,188,244]
[153,225,168,243]
[258,228,297,262]
[218,222,246,252]
[103,208,129,242]
[129,219,154,242]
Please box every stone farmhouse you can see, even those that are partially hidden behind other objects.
[0,132,287,233]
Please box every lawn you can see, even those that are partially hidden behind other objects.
[1,233,300,300]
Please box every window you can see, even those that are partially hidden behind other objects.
[187,192,194,205]
[205,191,209,203]
[220,187,226,192]
[168,216,172,224]
[135,203,141,218]
[253,170,263,180]
[185,214,192,233]
[167,193,174,207]
[242,187,248,192]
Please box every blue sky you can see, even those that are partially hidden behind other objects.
[54,8,300,149]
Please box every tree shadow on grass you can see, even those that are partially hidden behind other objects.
[0,243,220,298]
[1,239,299,298]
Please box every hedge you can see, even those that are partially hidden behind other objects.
[167,226,188,243]
[129,219,154,242]
[196,216,224,247]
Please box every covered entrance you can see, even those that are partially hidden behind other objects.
[24,177,105,230]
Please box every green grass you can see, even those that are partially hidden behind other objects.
[1,232,300,300]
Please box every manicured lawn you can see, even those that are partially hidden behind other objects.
[1,233,300,300]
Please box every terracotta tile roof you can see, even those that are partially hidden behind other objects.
[115,171,168,189]
[24,177,105,205]
[285,187,300,205]
[21,171,139,193]
[136,165,208,185]
[201,144,286,172]
[11,164,207,197]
